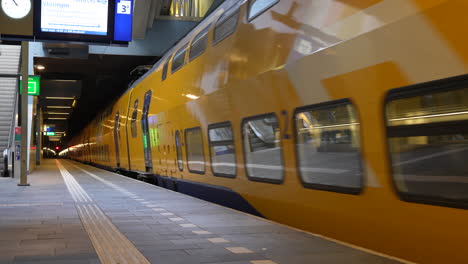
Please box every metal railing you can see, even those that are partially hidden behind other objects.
[1,73,19,177]
[169,0,213,18]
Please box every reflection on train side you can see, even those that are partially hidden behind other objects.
[386,86,468,205]
[295,100,362,193]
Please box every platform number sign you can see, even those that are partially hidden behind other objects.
[117,0,131,14]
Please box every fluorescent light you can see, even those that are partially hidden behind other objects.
[47,117,67,120]
[47,106,71,109]
[35,65,45,70]
[45,97,75,100]
[47,112,69,115]
[185,94,199,100]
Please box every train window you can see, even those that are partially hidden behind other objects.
[185,127,205,174]
[189,27,209,62]
[171,44,188,73]
[175,130,183,171]
[213,7,240,45]
[162,60,169,81]
[208,122,236,177]
[131,99,138,138]
[242,114,283,183]
[386,76,468,209]
[295,99,363,194]
[247,0,279,21]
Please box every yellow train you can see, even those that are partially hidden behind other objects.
[63,0,468,263]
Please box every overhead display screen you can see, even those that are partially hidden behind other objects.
[32,0,133,44]
[40,0,109,36]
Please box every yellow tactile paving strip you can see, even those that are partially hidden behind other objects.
[56,160,151,264]
[69,161,280,264]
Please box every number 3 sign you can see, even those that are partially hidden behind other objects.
[117,0,131,14]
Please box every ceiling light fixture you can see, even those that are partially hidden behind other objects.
[45,97,75,100]
[47,117,67,120]
[35,65,45,70]
[47,112,69,115]
[47,106,71,109]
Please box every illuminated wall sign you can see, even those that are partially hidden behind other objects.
[19,75,41,96]
[44,125,56,132]
[114,0,133,42]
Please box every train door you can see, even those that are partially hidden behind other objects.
[162,122,176,177]
[141,90,153,172]
[167,124,178,177]
[154,123,166,176]
[113,112,121,168]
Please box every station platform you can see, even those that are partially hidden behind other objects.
[0,159,401,264]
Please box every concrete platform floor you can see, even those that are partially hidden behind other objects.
[0,159,402,264]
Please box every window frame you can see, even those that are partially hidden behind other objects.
[161,60,169,81]
[241,112,284,184]
[293,98,364,195]
[247,0,280,22]
[171,43,189,74]
[175,130,184,172]
[208,121,237,178]
[184,126,206,175]
[130,99,139,138]
[213,7,240,46]
[384,74,468,210]
[189,26,211,62]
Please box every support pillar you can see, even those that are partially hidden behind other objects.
[18,41,29,187]
[36,105,41,166]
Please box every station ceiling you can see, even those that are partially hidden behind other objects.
[35,54,158,145]
[34,0,222,147]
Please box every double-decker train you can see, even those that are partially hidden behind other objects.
[63,0,468,263]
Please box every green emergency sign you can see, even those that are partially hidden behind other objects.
[19,76,40,96]
[45,132,56,136]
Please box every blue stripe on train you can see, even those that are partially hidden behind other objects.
[73,161,263,219]
[155,175,263,218]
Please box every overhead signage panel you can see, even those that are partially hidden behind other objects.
[33,0,131,44]
[114,0,133,42]
[2,0,132,44]
[40,0,109,36]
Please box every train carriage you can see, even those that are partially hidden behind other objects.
[64,0,468,263]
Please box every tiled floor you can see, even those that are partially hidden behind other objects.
[0,159,403,264]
